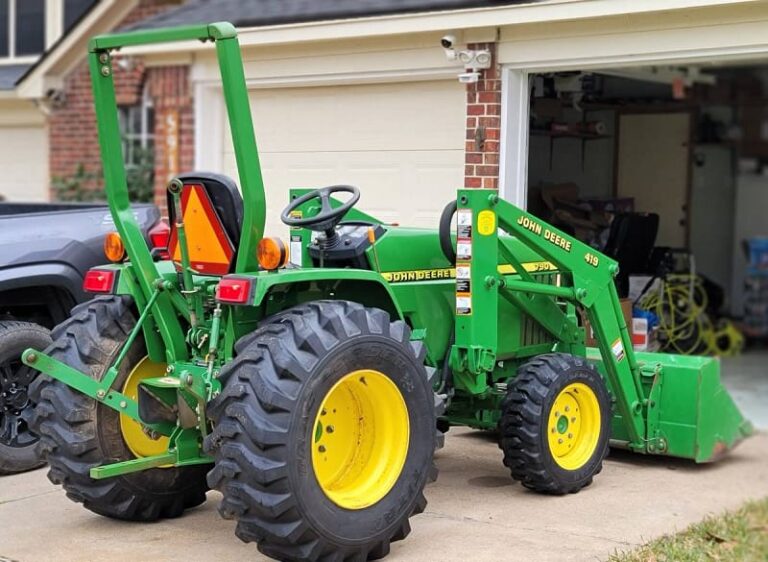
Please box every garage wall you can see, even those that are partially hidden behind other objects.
[188,32,469,238]
[0,100,48,202]
[498,4,768,70]
[219,80,465,237]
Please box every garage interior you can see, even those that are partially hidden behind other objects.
[526,63,768,426]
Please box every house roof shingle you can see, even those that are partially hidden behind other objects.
[0,64,32,90]
[126,0,531,31]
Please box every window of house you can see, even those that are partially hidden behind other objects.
[0,0,46,60]
[63,0,96,32]
[119,86,155,168]
[0,2,9,58]
[15,0,44,55]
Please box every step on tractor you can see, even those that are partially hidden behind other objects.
[23,23,751,561]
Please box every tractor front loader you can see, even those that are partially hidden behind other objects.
[21,22,750,562]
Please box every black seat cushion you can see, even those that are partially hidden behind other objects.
[169,172,243,246]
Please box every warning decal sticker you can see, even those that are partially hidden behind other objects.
[477,210,496,236]
[456,294,472,316]
[611,338,626,362]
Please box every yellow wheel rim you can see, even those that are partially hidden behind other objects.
[311,369,409,510]
[547,382,601,470]
[119,357,169,459]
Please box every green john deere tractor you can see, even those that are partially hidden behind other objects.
[23,22,751,561]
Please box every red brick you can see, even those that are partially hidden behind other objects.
[463,42,501,191]
[465,152,483,164]
[466,104,484,116]
[479,116,500,128]
[478,91,499,103]
[475,165,499,176]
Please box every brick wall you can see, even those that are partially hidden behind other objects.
[464,43,501,190]
[146,65,194,215]
[49,0,186,205]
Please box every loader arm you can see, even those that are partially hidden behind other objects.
[452,189,647,450]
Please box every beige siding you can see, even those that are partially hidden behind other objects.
[221,80,465,237]
[0,124,48,202]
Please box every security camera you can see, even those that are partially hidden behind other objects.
[441,34,458,61]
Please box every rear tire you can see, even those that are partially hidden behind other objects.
[0,321,51,475]
[28,296,208,520]
[206,300,444,561]
[498,353,610,495]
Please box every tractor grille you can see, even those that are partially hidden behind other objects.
[520,272,561,347]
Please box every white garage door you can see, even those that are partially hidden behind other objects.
[0,125,48,202]
[221,80,465,237]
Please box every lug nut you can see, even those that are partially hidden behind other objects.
[326,425,334,433]
[318,445,326,453]
[568,433,573,439]
[558,438,563,444]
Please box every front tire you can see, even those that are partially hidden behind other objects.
[206,300,443,561]
[498,353,610,495]
[28,296,208,520]
[0,321,51,474]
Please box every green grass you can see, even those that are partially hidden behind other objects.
[609,497,768,562]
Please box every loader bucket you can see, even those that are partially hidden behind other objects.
[588,349,753,462]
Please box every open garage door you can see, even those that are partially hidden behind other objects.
[221,80,465,236]
[0,125,48,202]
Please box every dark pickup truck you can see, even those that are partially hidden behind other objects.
[0,202,162,474]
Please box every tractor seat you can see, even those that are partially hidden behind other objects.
[166,172,244,275]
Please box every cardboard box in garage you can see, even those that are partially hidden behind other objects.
[581,298,633,347]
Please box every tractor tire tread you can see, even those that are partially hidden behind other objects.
[498,352,609,495]
[205,300,443,561]
[28,296,208,521]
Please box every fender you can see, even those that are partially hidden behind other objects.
[251,267,403,319]
[0,262,86,303]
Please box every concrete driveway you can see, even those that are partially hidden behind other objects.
[1,428,767,562]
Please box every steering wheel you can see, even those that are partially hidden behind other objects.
[439,199,457,263]
[281,185,361,234]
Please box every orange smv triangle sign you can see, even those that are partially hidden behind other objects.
[167,184,235,276]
